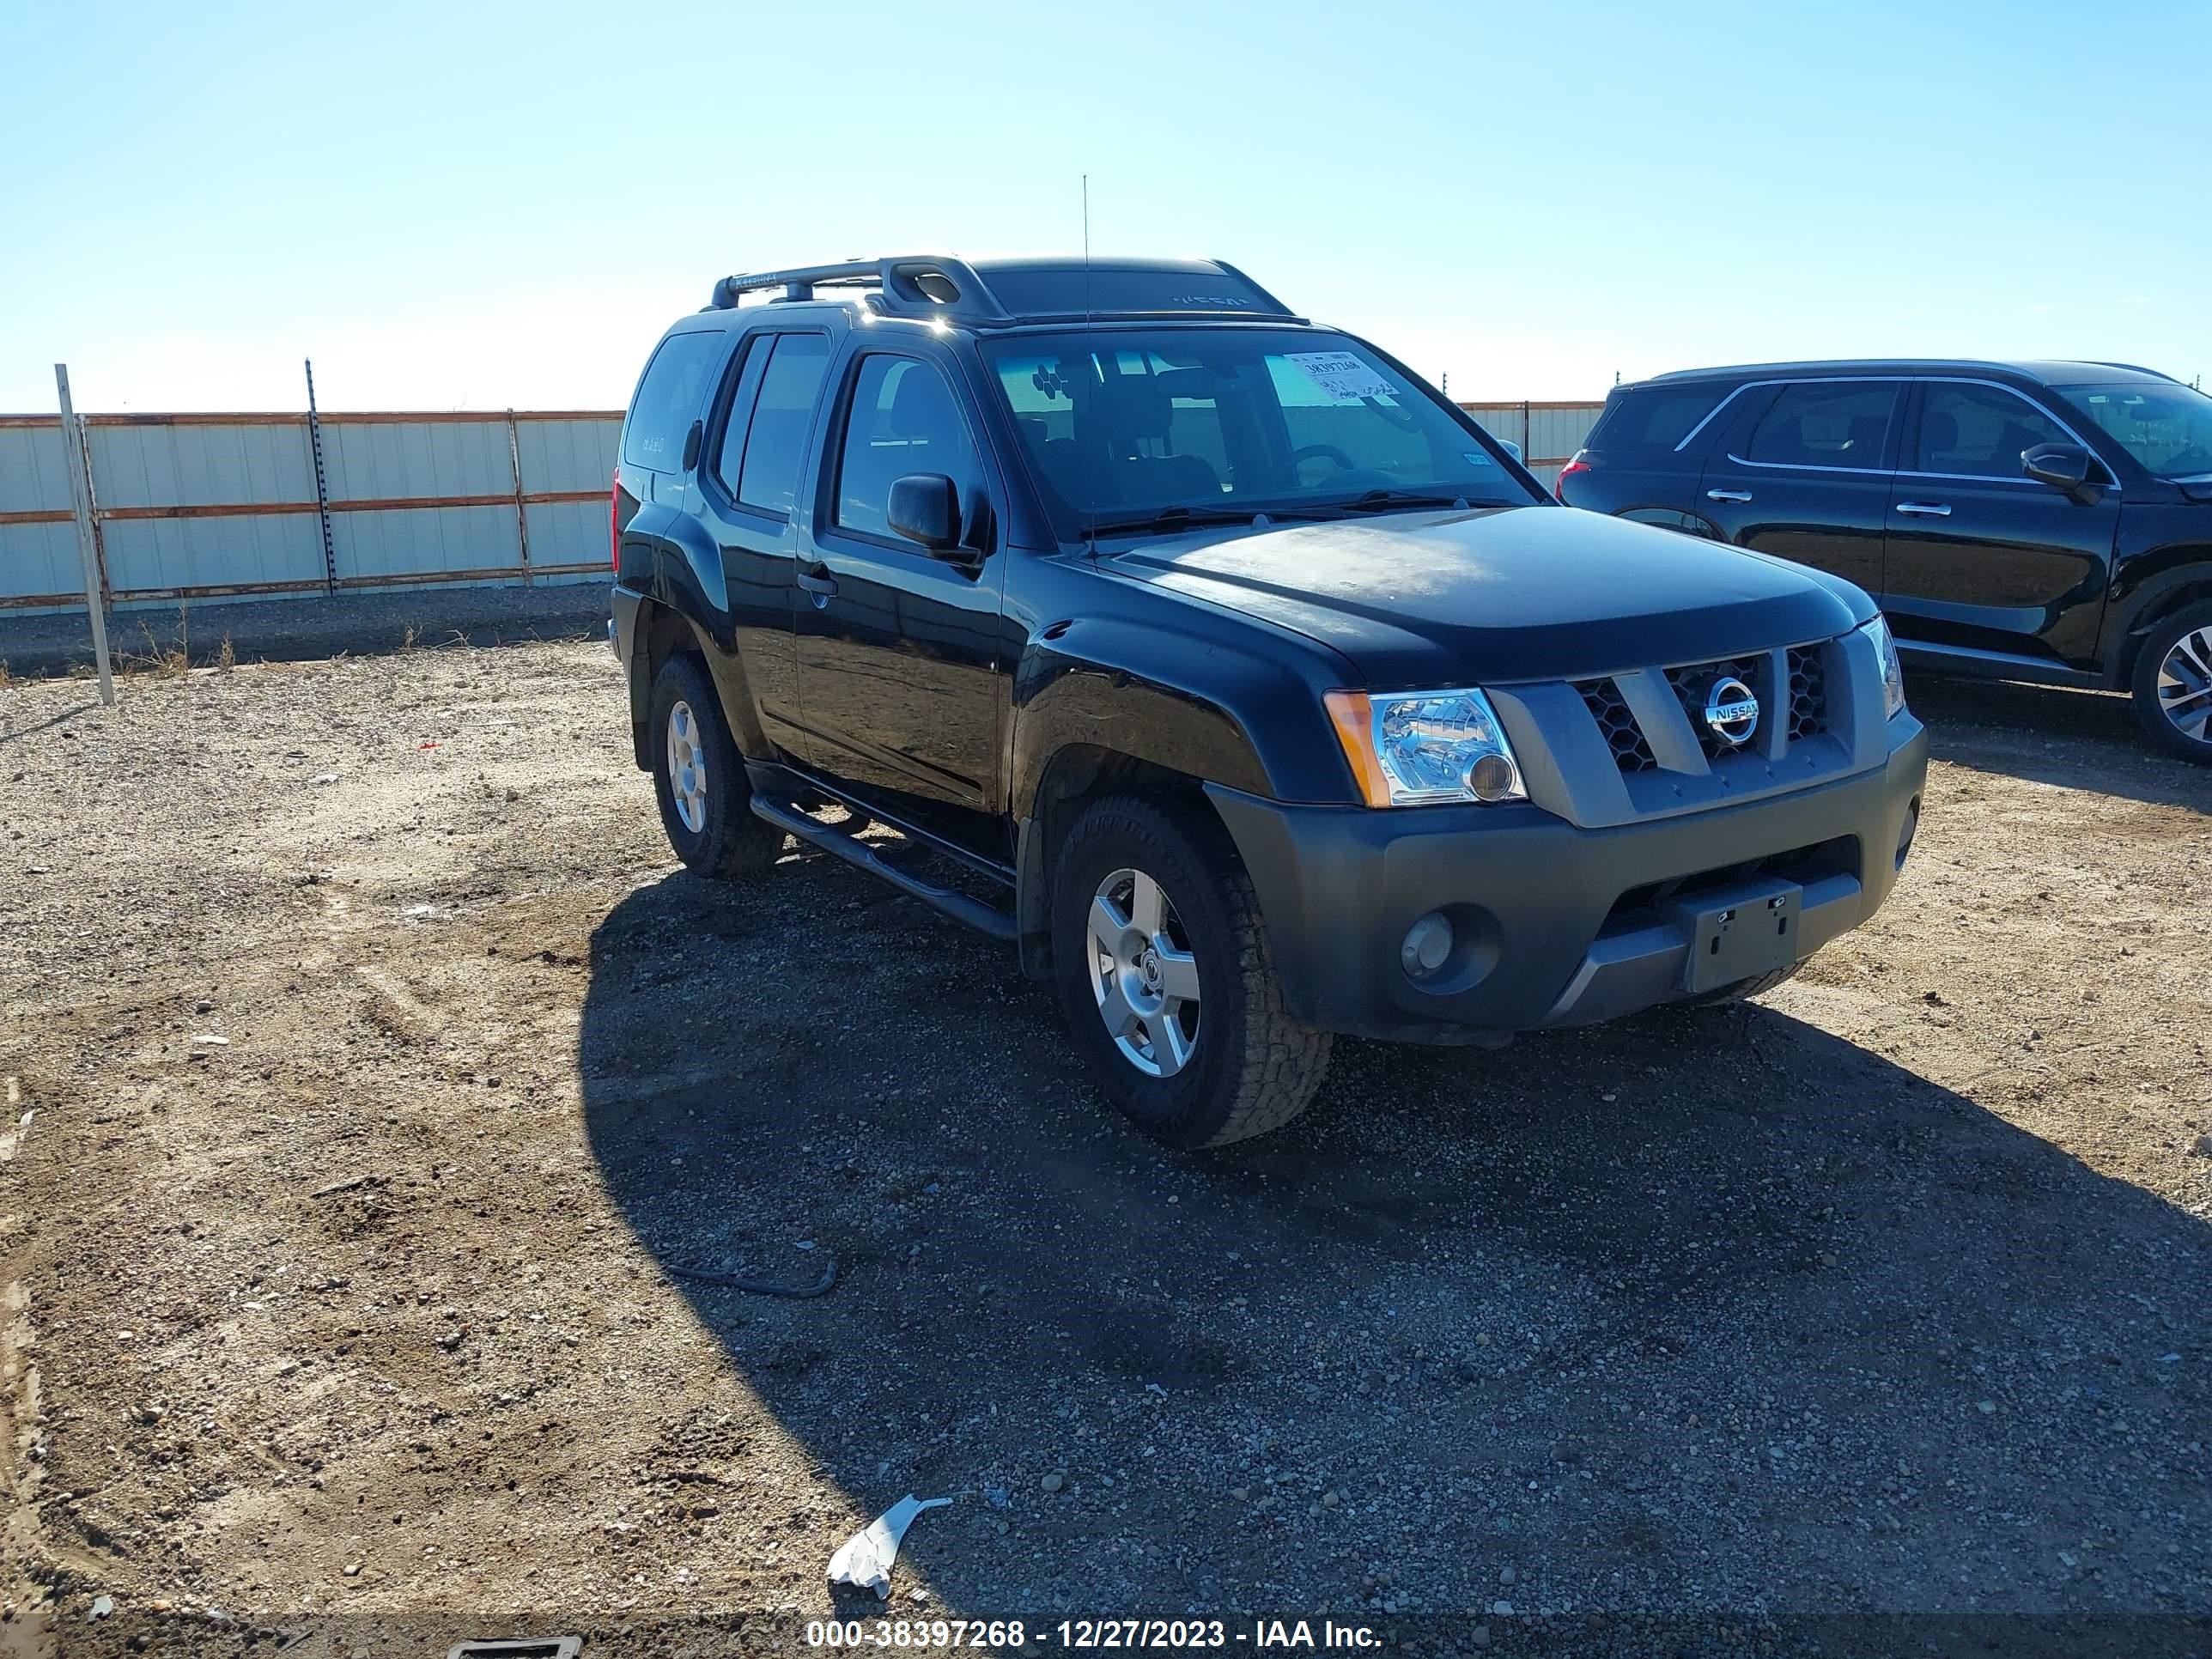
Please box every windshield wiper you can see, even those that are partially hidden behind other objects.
[1085,504,1271,538]
[1340,489,1487,512]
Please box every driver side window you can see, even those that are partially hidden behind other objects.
[1915,383,2070,479]
[834,356,977,541]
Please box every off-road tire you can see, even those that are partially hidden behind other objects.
[1675,962,1804,1009]
[648,655,783,878]
[1050,794,1331,1149]
[2130,599,2212,765]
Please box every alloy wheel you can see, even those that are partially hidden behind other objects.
[2156,626,2212,744]
[665,699,709,833]
[1085,866,1202,1078]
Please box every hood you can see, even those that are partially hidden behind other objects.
[1106,504,1874,684]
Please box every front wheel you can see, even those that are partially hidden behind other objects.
[2131,601,2212,764]
[1049,795,1331,1149]
[648,655,784,878]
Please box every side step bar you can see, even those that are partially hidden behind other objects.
[750,795,1018,943]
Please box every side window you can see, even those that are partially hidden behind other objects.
[1590,386,1730,453]
[708,336,765,496]
[736,335,832,516]
[833,356,977,540]
[1745,382,1900,469]
[621,331,723,471]
[1915,383,2070,478]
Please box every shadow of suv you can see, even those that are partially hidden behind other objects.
[1556,360,2212,762]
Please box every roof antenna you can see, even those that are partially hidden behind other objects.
[1082,172,1097,557]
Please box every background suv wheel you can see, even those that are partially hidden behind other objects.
[648,655,784,877]
[2133,600,2212,765]
[1049,794,1331,1149]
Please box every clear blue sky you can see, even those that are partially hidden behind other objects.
[4,0,2205,414]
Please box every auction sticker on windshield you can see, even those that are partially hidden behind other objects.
[1283,350,1396,404]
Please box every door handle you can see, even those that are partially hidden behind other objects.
[796,566,836,602]
[1894,501,1952,517]
[1705,489,1753,503]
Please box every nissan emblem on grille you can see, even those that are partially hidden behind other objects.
[1703,676,1760,746]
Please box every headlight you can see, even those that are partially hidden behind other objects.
[1859,615,1906,720]
[1323,687,1527,806]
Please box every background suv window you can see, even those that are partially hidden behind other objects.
[622,331,722,471]
[1915,383,2069,478]
[1745,382,1899,469]
[735,335,832,516]
[1589,385,1729,453]
[834,356,976,539]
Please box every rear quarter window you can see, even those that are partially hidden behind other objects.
[1589,386,1730,455]
[623,331,724,471]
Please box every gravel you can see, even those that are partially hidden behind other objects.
[0,648,2205,1647]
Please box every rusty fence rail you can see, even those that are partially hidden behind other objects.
[0,407,621,612]
[1,398,1604,616]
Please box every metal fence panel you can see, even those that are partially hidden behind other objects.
[517,417,618,495]
[332,503,522,584]
[85,418,315,510]
[320,418,514,503]
[0,521,83,605]
[99,511,326,598]
[522,500,611,576]
[0,421,73,512]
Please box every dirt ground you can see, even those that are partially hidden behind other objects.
[0,642,2206,1656]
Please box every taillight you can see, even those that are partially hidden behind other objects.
[609,465,622,574]
[1554,450,1591,501]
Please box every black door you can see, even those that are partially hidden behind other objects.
[1880,379,2122,668]
[690,329,835,762]
[794,344,1009,856]
[1696,379,1902,597]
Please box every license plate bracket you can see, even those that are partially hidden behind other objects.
[1663,877,1802,994]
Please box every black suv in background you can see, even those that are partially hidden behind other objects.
[1556,361,2212,761]
[610,258,1926,1146]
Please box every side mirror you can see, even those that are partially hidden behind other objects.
[681,420,703,473]
[1498,439,1524,463]
[888,472,961,552]
[2022,441,2094,501]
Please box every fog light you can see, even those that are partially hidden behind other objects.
[1401,911,1454,979]
[1895,795,1921,870]
[1468,752,1519,803]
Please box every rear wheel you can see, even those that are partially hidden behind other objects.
[2131,600,2212,764]
[1050,795,1331,1148]
[648,655,783,878]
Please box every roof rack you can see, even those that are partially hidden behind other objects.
[709,257,1011,319]
[706,255,1298,328]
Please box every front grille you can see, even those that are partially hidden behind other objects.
[1578,678,1656,772]
[1784,645,1826,741]
[1578,643,1832,774]
[1664,655,1765,761]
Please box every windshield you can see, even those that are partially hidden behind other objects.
[2055,381,2212,481]
[979,328,1536,536]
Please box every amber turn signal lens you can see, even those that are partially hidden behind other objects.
[1322,690,1393,808]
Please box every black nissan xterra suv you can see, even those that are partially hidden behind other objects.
[609,257,1929,1147]
[1555,360,2212,763]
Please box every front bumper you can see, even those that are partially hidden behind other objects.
[1206,719,1929,1042]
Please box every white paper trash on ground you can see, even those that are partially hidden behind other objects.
[827,1494,951,1599]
